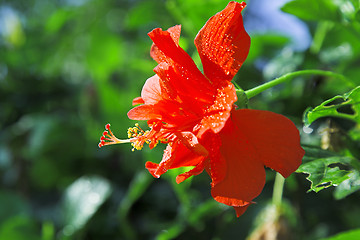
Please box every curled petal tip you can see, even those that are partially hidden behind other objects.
[176,175,185,184]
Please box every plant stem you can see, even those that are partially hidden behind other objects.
[272,172,285,206]
[117,171,152,240]
[242,70,354,99]
[310,21,333,54]
[42,221,55,240]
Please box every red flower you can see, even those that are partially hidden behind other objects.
[99,1,305,217]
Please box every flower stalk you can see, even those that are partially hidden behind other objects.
[272,172,285,206]
[242,70,353,99]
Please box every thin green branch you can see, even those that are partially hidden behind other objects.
[311,21,333,54]
[242,70,354,99]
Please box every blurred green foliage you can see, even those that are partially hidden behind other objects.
[320,228,360,240]
[0,0,359,239]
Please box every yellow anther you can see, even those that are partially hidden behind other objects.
[131,140,144,151]
[152,141,159,148]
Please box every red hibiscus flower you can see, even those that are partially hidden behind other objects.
[99,1,305,217]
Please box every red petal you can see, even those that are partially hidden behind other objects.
[234,204,251,217]
[145,161,161,178]
[132,97,144,105]
[146,142,178,178]
[211,116,266,205]
[148,27,205,82]
[153,63,214,107]
[128,100,194,125]
[127,104,161,120]
[145,141,206,179]
[198,81,237,137]
[154,143,178,177]
[150,25,181,63]
[176,159,206,184]
[141,75,165,105]
[170,142,205,168]
[194,1,250,82]
[202,132,226,187]
[175,131,208,157]
[153,63,216,124]
[230,109,304,178]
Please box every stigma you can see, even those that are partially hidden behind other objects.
[98,123,131,148]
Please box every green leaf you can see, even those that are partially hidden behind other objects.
[125,0,163,29]
[86,33,124,81]
[350,0,360,10]
[356,10,360,22]
[0,191,30,225]
[61,175,112,237]
[334,171,360,200]
[296,156,352,193]
[327,0,360,21]
[245,34,289,63]
[166,0,229,37]
[320,228,360,240]
[281,0,342,22]
[301,146,339,162]
[299,145,360,197]
[297,147,360,194]
[0,216,39,240]
[45,9,75,33]
[303,86,360,126]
